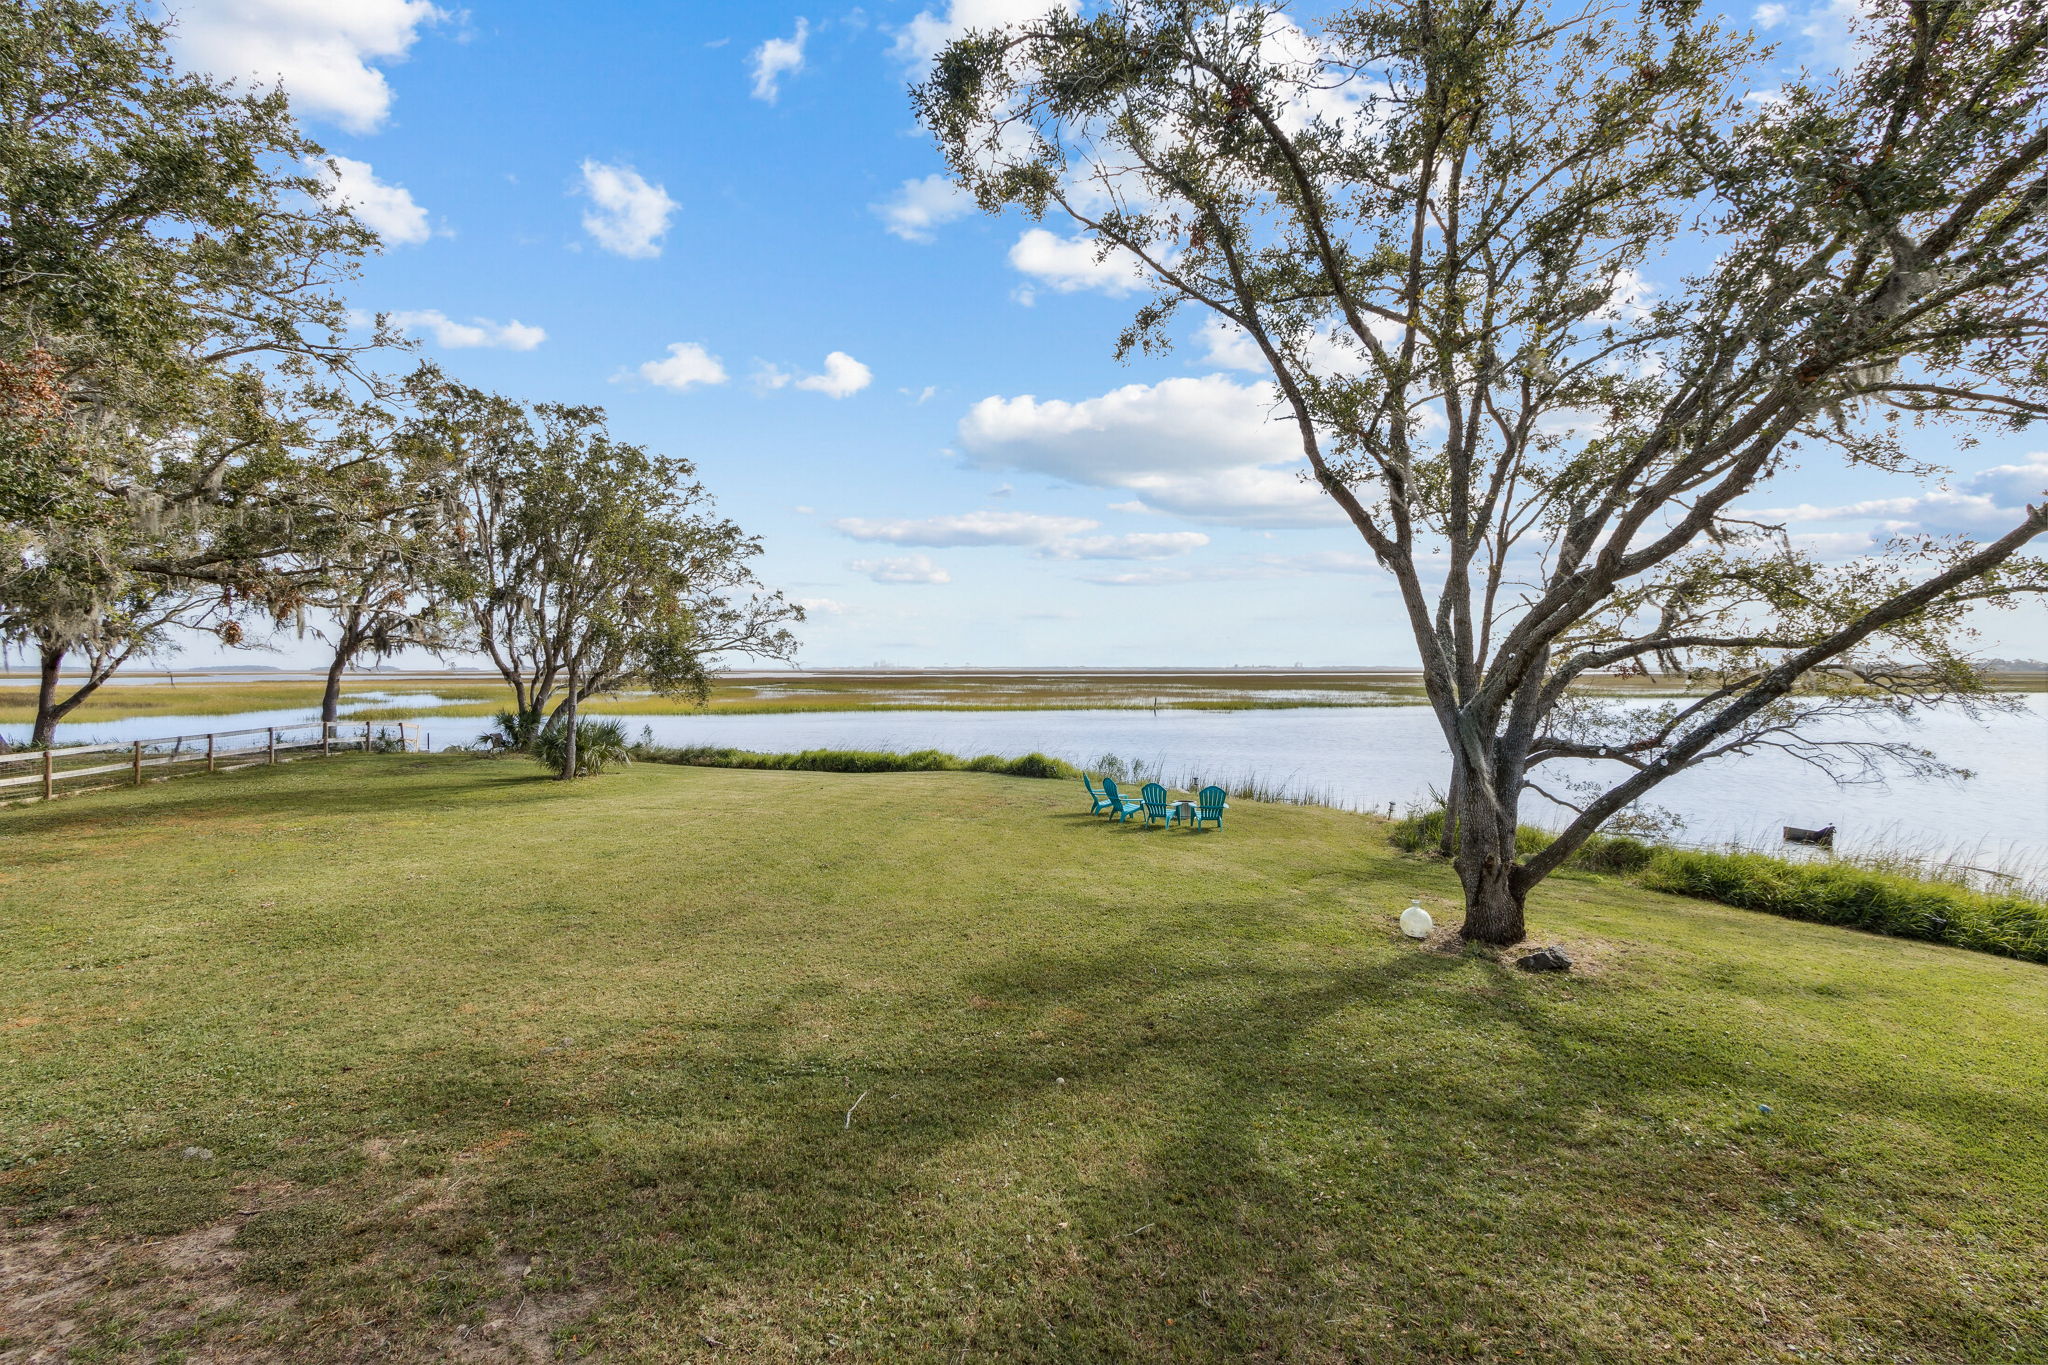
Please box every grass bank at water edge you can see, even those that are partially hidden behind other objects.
[1391,808,2048,965]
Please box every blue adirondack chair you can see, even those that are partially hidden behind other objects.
[1192,785,1229,831]
[1100,776,1144,823]
[1138,781,1178,829]
[1081,773,1114,815]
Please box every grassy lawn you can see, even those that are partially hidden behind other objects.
[2,757,2043,1363]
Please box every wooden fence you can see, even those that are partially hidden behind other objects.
[0,720,426,803]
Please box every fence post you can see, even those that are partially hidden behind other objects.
[268,728,277,764]
[207,734,215,773]
[425,731,432,754]
[42,748,53,800]
[132,740,142,786]
[363,721,372,753]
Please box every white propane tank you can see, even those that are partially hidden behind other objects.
[1400,899,1434,939]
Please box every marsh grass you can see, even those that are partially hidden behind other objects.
[29,665,1957,728]
[634,741,1077,780]
[11,668,2043,729]
[1086,752,1347,809]
[1,757,2044,1362]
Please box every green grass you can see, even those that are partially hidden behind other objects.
[2,758,2044,1362]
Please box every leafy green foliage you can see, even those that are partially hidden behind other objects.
[481,709,542,753]
[1,0,402,735]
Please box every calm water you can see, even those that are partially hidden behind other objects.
[25,695,2047,877]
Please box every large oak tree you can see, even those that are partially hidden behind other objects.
[918,0,2048,943]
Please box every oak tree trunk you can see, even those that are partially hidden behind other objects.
[560,659,579,780]
[31,642,66,748]
[320,648,348,726]
[1451,779,1528,946]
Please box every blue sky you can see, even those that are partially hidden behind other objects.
[155,0,2048,669]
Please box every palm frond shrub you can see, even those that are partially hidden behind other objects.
[481,709,542,754]
[533,718,633,776]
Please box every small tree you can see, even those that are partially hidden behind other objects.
[407,381,802,768]
[919,0,2048,944]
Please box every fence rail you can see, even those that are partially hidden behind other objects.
[0,720,426,802]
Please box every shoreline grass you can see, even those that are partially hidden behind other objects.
[628,742,1077,779]
[3,756,2043,1361]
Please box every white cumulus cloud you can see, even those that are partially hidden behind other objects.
[850,554,951,584]
[1043,532,1210,560]
[167,0,445,134]
[578,160,678,259]
[314,156,429,245]
[1741,452,2048,553]
[386,310,545,351]
[832,509,1211,561]
[750,18,809,102]
[634,342,729,391]
[794,351,873,398]
[894,0,1072,65]
[957,374,1340,527]
[874,174,974,243]
[1008,228,1155,297]
[1195,316,1375,373]
[1257,11,1376,133]
[833,511,1099,547]
[1079,549,1382,587]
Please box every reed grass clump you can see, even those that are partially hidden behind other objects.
[1643,850,2048,963]
[633,744,1077,780]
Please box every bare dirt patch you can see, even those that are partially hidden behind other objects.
[1,1192,599,1364]
[0,1190,298,1364]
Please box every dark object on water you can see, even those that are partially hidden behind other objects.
[1783,824,1836,848]
[1515,946,1573,973]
